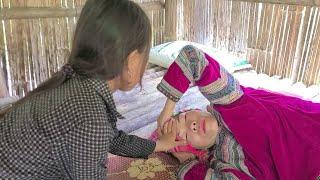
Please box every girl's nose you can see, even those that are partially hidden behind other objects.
[190,121,197,132]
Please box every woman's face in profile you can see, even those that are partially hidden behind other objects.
[176,110,219,149]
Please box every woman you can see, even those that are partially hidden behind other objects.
[0,0,183,179]
[156,45,320,179]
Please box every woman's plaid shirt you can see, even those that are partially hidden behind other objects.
[0,74,156,179]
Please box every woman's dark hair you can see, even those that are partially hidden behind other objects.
[0,0,151,116]
[70,0,151,79]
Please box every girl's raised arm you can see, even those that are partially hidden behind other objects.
[157,45,243,105]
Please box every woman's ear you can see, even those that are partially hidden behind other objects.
[127,49,140,72]
[119,49,144,91]
[123,49,139,83]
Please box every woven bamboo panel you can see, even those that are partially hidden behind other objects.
[0,0,165,97]
[246,4,320,86]
[175,0,319,86]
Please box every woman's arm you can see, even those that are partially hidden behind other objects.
[109,130,156,158]
[110,118,186,157]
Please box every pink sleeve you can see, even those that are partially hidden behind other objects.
[196,54,222,87]
[157,62,190,102]
[157,45,220,102]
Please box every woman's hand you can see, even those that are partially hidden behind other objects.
[154,119,186,152]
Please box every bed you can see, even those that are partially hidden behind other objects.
[108,64,209,180]
[0,42,318,180]
[107,41,320,179]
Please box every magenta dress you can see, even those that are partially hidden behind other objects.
[157,45,320,179]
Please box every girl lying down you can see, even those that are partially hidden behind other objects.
[152,45,320,180]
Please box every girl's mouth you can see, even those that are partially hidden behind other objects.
[175,134,184,141]
[200,119,206,134]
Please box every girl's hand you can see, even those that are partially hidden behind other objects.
[157,99,176,128]
[154,119,186,152]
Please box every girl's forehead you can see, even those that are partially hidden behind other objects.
[185,110,210,117]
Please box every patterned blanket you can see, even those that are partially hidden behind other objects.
[107,153,180,180]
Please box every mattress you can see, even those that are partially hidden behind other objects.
[108,65,320,179]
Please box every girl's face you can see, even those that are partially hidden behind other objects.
[119,49,148,91]
[176,110,219,149]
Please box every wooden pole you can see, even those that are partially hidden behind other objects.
[0,2,164,20]
[0,55,8,98]
[292,7,311,82]
[230,0,320,7]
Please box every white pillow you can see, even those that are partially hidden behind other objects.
[149,41,251,73]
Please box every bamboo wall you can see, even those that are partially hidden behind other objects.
[0,0,319,97]
[0,0,165,97]
[168,0,320,87]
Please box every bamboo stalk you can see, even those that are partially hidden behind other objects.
[292,7,311,82]
[0,58,8,97]
[6,19,18,96]
[229,1,241,52]
[278,6,293,77]
[265,5,278,74]
[246,2,259,67]
[211,0,220,47]
[165,0,178,41]
[273,5,287,76]
[25,19,33,92]
[260,4,273,74]
[269,5,283,75]
[29,19,40,88]
[247,2,259,48]
[0,1,164,20]
[254,3,266,73]
[240,2,250,53]
[300,7,319,83]
[0,19,4,54]
[38,19,47,84]
[306,9,320,85]
[65,0,75,51]
[284,6,303,78]
[18,19,27,96]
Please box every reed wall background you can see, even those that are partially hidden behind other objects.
[0,0,319,97]
[0,0,165,97]
[170,0,320,87]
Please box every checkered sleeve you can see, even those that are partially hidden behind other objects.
[63,101,113,179]
[109,130,156,159]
